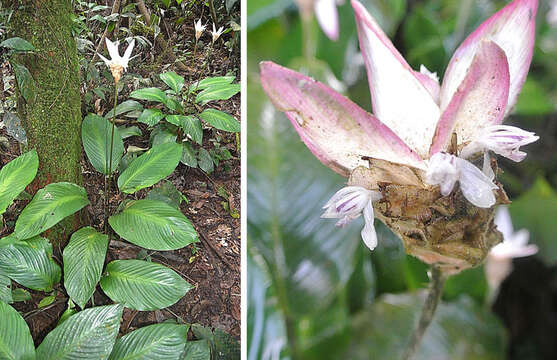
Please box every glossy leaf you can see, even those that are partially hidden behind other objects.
[13,63,35,103]
[197,148,213,173]
[14,182,89,240]
[0,236,61,291]
[104,100,143,119]
[0,301,35,360]
[195,83,240,104]
[130,87,168,104]
[117,142,182,194]
[180,340,210,360]
[36,304,123,360]
[145,181,184,210]
[109,323,189,360]
[0,274,12,303]
[181,143,197,168]
[160,71,185,94]
[82,113,124,175]
[118,126,142,139]
[138,108,166,127]
[0,37,35,51]
[100,260,193,311]
[109,199,197,250]
[198,109,240,133]
[63,227,109,309]
[192,76,235,91]
[166,115,203,144]
[0,150,38,215]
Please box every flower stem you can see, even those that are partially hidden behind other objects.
[301,14,317,61]
[105,83,119,235]
[402,266,447,360]
[187,39,198,105]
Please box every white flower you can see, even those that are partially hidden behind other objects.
[425,152,498,208]
[485,206,538,295]
[98,38,135,83]
[211,23,224,43]
[194,19,206,41]
[460,125,539,162]
[321,186,382,250]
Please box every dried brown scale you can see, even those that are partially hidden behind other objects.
[349,163,508,274]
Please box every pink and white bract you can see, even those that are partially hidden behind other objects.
[260,0,539,253]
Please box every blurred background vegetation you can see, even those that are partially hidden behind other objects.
[248,0,557,359]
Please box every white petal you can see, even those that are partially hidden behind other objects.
[361,201,378,250]
[352,0,440,158]
[105,38,120,60]
[457,157,497,208]
[425,152,459,196]
[122,39,136,68]
[315,0,339,40]
[98,53,111,67]
[494,206,515,240]
[482,152,495,181]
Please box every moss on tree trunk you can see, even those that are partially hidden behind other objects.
[7,0,84,244]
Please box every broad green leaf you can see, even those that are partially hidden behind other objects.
[117,142,182,194]
[13,63,35,103]
[118,126,142,139]
[138,108,166,127]
[160,71,185,94]
[0,274,12,303]
[82,113,124,175]
[11,289,31,302]
[130,87,168,104]
[14,182,89,239]
[0,236,61,291]
[0,301,35,360]
[191,76,235,91]
[181,143,197,168]
[0,37,35,51]
[145,181,184,210]
[38,294,56,308]
[100,260,193,311]
[63,227,109,309]
[195,84,240,104]
[109,199,198,250]
[104,100,144,119]
[164,98,184,113]
[0,150,38,215]
[198,109,240,132]
[197,148,213,173]
[180,340,210,360]
[166,115,203,145]
[36,304,123,360]
[150,124,177,146]
[109,323,189,360]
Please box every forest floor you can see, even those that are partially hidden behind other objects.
[0,2,240,347]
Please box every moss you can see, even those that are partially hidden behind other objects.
[9,0,85,245]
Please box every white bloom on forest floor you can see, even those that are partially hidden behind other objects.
[485,206,538,296]
[98,38,135,83]
[211,23,224,43]
[321,186,382,250]
[194,19,206,41]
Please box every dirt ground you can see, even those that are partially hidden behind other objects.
[0,3,240,347]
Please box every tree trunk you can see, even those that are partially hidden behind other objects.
[5,0,84,244]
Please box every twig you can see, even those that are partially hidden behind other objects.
[402,266,447,360]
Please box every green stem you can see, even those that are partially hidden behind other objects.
[187,39,198,105]
[105,83,119,235]
[301,14,317,61]
[402,266,447,360]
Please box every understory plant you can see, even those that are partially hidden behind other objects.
[260,0,539,358]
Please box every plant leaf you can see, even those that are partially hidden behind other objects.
[82,114,124,175]
[0,37,35,51]
[14,182,89,240]
[108,323,189,360]
[195,84,240,104]
[180,340,211,360]
[13,63,35,103]
[100,260,193,311]
[166,115,203,145]
[117,142,182,194]
[138,108,166,127]
[191,76,234,91]
[130,87,168,104]
[145,181,184,210]
[63,227,108,309]
[0,274,12,303]
[181,143,197,168]
[198,109,240,132]
[160,71,185,94]
[109,199,197,250]
[104,100,143,119]
[118,126,142,139]
[0,236,61,291]
[0,150,38,215]
[36,304,123,360]
[0,301,35,360]
[197,148,213,173]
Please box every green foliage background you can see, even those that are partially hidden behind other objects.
[247,0,557,359]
